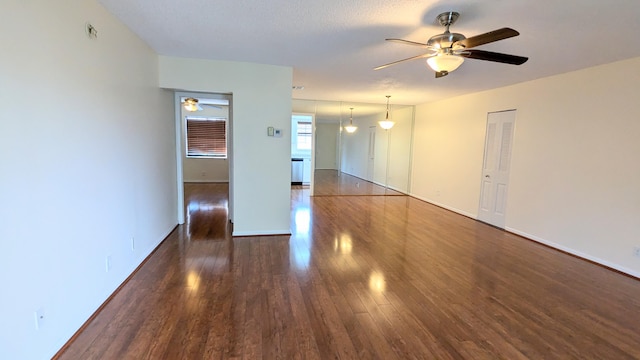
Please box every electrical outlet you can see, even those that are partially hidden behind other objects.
[634,246,640,258]
[105,255,112,272]
[34,308,44,330]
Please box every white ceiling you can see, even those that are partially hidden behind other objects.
[98,0,640,107]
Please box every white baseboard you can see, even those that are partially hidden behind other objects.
[385,184,408,194]
[410,193,640,278]
[184,180,229,183]
[409,193,477,219]
[232,229,292,237]
[505,227,640,279]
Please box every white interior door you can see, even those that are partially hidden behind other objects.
[478,110,516,228]
[366,126,376,181]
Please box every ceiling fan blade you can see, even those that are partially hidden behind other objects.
[454,28,519,49]
[385,38,430,48]
[374,53,432,70]
[459,49,528,65]
[435,71,449,78]
[201,104,223,110]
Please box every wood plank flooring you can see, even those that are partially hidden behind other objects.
[56,183,640,359]
[313,169,404,196]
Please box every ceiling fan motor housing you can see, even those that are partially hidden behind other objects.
[427,32,466,49]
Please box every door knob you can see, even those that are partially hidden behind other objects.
[485,175,490,178]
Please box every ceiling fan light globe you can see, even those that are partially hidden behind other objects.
[344,125,357,133]
[426,54,464,72]
[183,97,199,112]
[184,103,198,112]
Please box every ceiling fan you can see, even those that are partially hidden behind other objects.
[182,97,223,112]
[374,11,528,78]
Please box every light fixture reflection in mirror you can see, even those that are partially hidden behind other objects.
[344,107,357,133]
[292,98,414,196]
[333,233,353,255]
[369,271,386,292]
[378,95,395,130]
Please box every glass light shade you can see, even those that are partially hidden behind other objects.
[184,98,199,112]
[184,103,198,112]
[344,125,357,133]
[378,120,394,130]
[426,54,464,72]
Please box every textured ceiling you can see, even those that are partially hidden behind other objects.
[98,0,640,107]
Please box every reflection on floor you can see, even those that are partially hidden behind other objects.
[313,169,404,196]
[184,182,231,241]
[57,182,640,359]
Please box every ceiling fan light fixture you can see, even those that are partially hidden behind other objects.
[426,53,465,72]
[344,107,357,133]
[184,97,199,112]
[379,95,395,130]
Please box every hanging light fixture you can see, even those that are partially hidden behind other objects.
[344,107,357,133]
[183,97,199,112]
[379,95,395,130]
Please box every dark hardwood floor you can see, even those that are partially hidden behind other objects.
[313,169,404,196]
[56,182,640,359]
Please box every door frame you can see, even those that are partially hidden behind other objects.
[174,91,233,224]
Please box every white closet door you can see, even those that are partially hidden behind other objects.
[366,126,376,181]
[478,110,516,228]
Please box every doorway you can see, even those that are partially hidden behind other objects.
[478,110,516,228]
[174,92,233,224]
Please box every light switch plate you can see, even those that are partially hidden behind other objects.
[267,127,274,136]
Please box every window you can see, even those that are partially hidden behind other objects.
[186,117,227,158]
[296,122,312,150]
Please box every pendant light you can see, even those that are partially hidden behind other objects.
[344,107,357,133]
[379,95,395,130]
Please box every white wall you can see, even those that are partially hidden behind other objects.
[159,57,293,236]
[181,104,230,182]
[183,158,229,182]
[340,108,414,193]
[387,107,414,193]
[411,57,640,277]
[340,119,370,178]
[315,123,339,169]
[0,1,177,359]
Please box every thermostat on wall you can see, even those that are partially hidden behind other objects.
[267,126,282,137]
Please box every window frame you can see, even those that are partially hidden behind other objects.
[296,121,313,151]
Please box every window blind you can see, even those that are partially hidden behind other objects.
[186,118,227,157]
